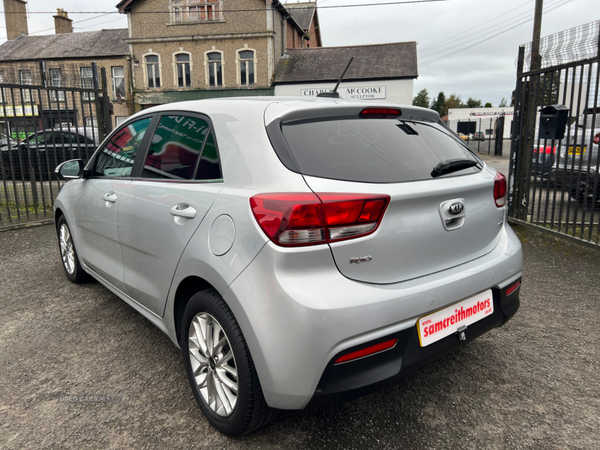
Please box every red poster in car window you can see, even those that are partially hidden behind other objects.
[144,115,209,179]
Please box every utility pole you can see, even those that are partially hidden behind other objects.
[531,0,544,71]
[518,0,544,219]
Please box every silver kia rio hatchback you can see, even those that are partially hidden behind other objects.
[54,98,522,436]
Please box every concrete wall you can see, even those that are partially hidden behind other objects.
[274,78,415,105]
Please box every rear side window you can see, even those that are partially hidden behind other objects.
[142,114,222,181]
[280,119,479,183]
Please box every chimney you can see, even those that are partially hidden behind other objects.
[3,0,29,40]
[53,8,73,34]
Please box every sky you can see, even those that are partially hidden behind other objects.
[1,0,598,107]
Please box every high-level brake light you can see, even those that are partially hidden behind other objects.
[250,193,390,247]
[359,108,401,119]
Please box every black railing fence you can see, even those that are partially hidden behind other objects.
[509,20,600,246]
[0,64,111,227]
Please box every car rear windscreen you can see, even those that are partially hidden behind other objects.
[280,119,480,183]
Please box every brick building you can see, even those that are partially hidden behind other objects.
[0,1,134,131]
[116,0,321,111]
[1,0,322,124]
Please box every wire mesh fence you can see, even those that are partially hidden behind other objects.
[519,20,600,73]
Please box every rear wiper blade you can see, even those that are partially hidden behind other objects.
[431,159,479,178]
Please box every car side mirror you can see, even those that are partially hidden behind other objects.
[56,159,85,179]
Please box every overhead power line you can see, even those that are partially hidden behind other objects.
[420,0,565,58]
[419,0,535,52]
[76,17,128,31]
[419,0,572,66]
[30,13,114,35]
[0,0,447,15]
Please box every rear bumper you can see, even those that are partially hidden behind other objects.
[305,282,520,408]
[224,223,523,410]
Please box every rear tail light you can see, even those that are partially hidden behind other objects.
[335,338,398,364]
[359,108,401,118]
[250,193,390,247]
[494,172,507,207]
[534,145,556,154]
[593,133,599,145]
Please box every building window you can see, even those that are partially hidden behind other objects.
[172,0,222,22]
[86,117,98,128]
[207,52,222,87]
[175,54,191,87]
[115,116,128,126]
[19,70,32,102]
[145,55,161,89]
[238,50,255,86]
[112,66,125,98]
[81,67,95,100]
[49,68,65,102]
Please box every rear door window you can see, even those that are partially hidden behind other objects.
[142,114,222,181]
[280,119,480,183]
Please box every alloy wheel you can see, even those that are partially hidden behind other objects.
[59,224,75,275]
[188,312,238,417]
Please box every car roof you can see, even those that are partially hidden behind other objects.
[125,97,441,125]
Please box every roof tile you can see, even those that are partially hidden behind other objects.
[274,42,418,83]
[0,29,129,61]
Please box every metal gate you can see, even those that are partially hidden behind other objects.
[509,20,600,246]
[0,63,111,227]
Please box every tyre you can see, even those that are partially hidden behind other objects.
[182,289,276,436]
[56,215,88,283]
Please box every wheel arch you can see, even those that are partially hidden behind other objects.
[54,207,65,228]
[173,276,216,346]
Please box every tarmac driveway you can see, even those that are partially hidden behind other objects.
[1,224,599,449]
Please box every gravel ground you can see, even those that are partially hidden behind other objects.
[1,223,599,449]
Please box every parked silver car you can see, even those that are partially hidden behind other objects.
[54,98,523,436]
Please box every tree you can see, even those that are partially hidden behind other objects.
[445,93,463,110]
[431,92,447,117]
[466,97,483,108]
[484,102,493,108]
[412,88,430,108]
[499,97,508,107]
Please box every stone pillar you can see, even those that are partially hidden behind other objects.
[3,0,29,40]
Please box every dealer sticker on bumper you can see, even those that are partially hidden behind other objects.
[417,290,494,347]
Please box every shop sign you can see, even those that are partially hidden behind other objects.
[301,86,387,100]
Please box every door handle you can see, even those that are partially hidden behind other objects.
[170,204,197,219]
[103,192,117,203]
